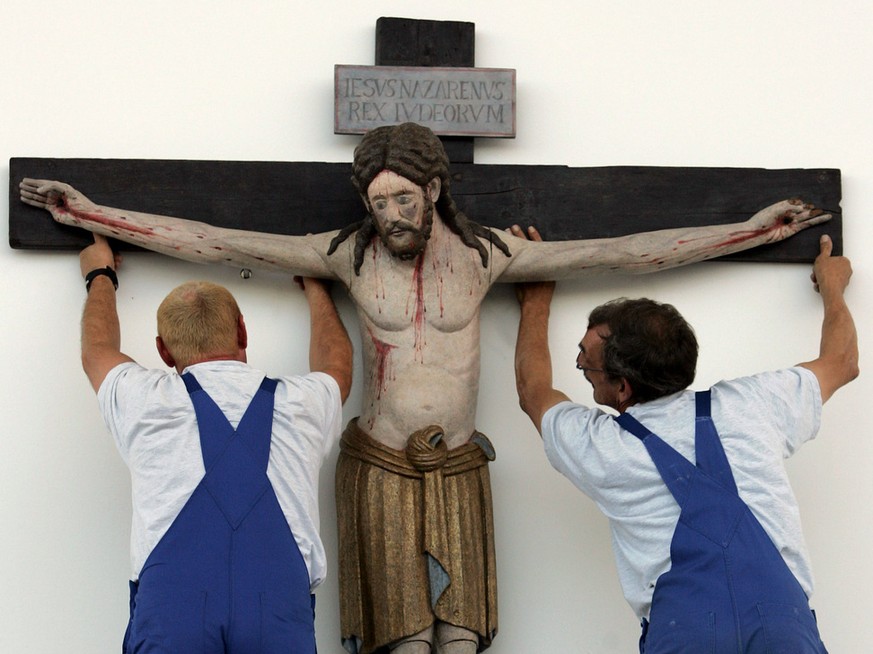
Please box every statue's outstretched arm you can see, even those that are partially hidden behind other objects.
[20,178,341,279]
[497,199,830,283]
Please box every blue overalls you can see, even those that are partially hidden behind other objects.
[615,390,828,654]
[122,373,316,653]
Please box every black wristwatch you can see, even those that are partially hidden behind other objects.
[85,267,119,292]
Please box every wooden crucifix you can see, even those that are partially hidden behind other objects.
[11,16,842,654]
[9,17,840,259]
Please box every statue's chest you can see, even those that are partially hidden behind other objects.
[349,248,489,334]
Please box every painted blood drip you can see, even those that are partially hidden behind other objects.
[372,239,386,314]
[64,207,155,237]
[369,327,396,401]
[406,255,427,360]
[677,226,771,252]
[430,238,450,318]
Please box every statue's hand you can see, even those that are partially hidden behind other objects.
[747,198,832,241]
[19,179,98,226]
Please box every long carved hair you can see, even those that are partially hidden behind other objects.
[327,122,510,274]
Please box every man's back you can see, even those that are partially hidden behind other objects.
[98,359,342,588]
[540,367,821,620]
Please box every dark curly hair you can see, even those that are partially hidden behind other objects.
[327,122,510,274]
[587,298,698,403]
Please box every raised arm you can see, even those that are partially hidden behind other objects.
[20,179,343,280]
[297,277,354,403]
[798,235,858,403]
[512,227,571,433]
[497,199,831,282]
[80,235,134,392]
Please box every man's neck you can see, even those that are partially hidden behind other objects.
[176,353,245,374]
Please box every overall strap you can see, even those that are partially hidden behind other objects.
[182,372,235,470]
[614,412,695,507]
[613,411,652,441]
[182,372,279,528]
[234,376,279,471]
[694,390,738,495]
[182,373,278,472]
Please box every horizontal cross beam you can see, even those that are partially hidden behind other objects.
[9,157,840,262]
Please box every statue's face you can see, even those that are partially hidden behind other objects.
[366,170,439,260]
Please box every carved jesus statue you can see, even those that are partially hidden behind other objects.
[20,122,828,654]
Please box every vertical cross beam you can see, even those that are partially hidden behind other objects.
[375,17,476,164]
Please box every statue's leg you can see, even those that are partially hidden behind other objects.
[435,624,478,654]
[388,625,434,653]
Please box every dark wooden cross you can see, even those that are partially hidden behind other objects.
[8,17,841,262]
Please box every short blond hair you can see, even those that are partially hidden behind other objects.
[157,281,241,369]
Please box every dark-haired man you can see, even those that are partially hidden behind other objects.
[22,122,830,654]
[513,228,857,653]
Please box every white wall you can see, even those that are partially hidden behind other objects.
[2,2,869,652]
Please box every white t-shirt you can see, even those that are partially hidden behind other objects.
[542,367,822,620]
[98,360,342,591]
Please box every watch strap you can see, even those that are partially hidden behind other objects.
[85,267,119,292]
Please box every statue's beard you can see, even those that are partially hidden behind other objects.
[375,199,434,260]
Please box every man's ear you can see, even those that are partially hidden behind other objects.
[156,336,176,368]
[617,377,635,411]
[426,177,441,202]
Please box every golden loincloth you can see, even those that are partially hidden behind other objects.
[336,419,498,654]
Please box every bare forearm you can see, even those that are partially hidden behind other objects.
[515,300,567,432]
[798,236,858,402]
[506,223,772,281]
[307,293,353,403]
[596,221,782,271]
[81,278,125,390]
[82,278,120,349]
[500,201,827,282]
[54,202,337,277]
[820,292,858,367]
[804,290,859,402]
